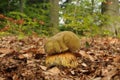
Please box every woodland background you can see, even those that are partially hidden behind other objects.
[0,0,120,80]
[0,0,120,37]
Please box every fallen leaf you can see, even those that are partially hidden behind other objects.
[0,48,14,54]
[40,65,47,71]
[23,53,33,59]
[102,68,117,80]
[92,77,101,80]
[0,77,5,80]
[81,63,87,67]
[79,50,95,61]
[44,67,60,75]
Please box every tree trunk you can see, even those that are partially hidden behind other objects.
[101,0,120,36]
[20,0,23,12]
[91,0,94,14]
[49,0,59,35]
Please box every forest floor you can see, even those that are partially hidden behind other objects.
[0,35,120,80]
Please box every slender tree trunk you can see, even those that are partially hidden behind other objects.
[49,0,59,35]
[101,0,119,36]
[20,0,26,13]
[91,0,94,14]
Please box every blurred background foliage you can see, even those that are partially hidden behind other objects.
[0,0,120,37]
[0,0,49,36]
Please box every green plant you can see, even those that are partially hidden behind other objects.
[0,13,49,36]
[59,0,115,37]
